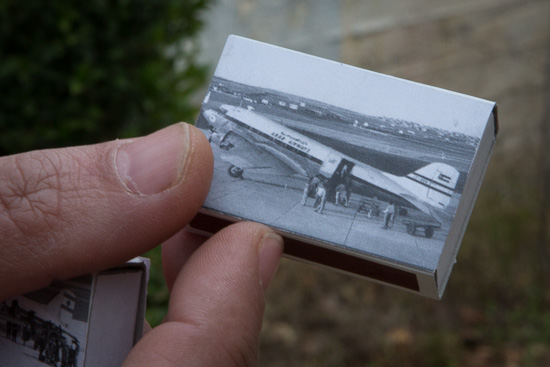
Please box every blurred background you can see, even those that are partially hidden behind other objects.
[2,0,549,365]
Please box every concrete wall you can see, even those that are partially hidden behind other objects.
[199,0,342,62]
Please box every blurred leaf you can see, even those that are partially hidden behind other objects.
[0,0,212,155]
[142,246,169,327]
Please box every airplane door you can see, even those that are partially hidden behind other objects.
[319,152,341,178]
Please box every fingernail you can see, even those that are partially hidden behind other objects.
[116,123,190,195]
[258,232,284,291]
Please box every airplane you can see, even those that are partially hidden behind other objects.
[200,104,460,236]
[10,288,83,330]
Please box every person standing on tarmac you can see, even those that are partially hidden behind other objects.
[382,202,396,229]
[313,181,327,214]
[301,175,321,206]
[335,183,348,207]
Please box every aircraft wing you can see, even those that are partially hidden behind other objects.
[217,130,309,178]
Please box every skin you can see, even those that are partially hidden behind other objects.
[0,123,284,367]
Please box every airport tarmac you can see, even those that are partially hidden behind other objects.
[203,143,449,272]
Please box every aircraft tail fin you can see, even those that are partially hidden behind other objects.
[406,163,459,209]
[45,289,76,328]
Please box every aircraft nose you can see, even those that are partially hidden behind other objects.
[203,110,217,124]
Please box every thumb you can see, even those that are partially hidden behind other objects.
[124,222,284,367]
[0,123,212,300]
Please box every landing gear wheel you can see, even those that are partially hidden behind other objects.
[425,227,434,238]
[228,165,244,178]
[406,224,416,235]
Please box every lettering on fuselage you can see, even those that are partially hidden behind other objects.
[222,108,323,164]
[270,131,311,154]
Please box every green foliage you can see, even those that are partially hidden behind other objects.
[0,0,211,155]
[142,247,168,327]
[0,0,211,326]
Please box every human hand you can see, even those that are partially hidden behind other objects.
[0,123,284,366]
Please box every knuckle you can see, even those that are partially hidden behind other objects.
[0,144,117,295]
[1,149,77,242]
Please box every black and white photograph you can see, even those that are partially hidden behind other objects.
[0,276,91,367]
[195,36,495,291]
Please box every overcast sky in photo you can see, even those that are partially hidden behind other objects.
[214,36,494,138]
